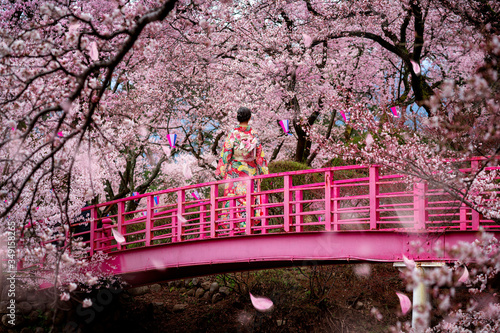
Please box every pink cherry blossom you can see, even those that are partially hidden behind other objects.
[60,292,70,301]
[82,298,92,308]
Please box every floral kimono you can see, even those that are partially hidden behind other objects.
[215,126,268,227]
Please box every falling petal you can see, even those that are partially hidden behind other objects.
[111,228,126,244]
[458,266,469,283]
[303,34,312,48]
[146,151,155,165]
[354,264,371,278]
[370,307,383,321]
[150,258,167,271]
[68,22,80,34]
[237,311,253,326]
[138,126,148,137]
[182,164,193,179]
[410,60,421,76]
[402,255,416,270]
[61,100,72,112]
[162,145,171,156]
[177,214,187,224]
[249,292,274,312]
[39,282,53,289]
[89,41,99,61]
[82,298,92,308]
[365,133,374,149]
[396,292,411,315]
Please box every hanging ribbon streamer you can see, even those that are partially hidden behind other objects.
[167,134,177,148]
[278,120,291,135]
[191,190,201,200]
[390,106,401,118]
[57,131,63,137]
[339,111,350,123]
[154,196,159,205]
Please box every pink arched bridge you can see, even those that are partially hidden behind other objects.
[75,158,500,286]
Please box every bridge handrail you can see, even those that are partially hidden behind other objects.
[75,160,499,255]
[81,165,373,211]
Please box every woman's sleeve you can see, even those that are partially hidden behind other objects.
[253,130,268,175]
[215,132,234,178]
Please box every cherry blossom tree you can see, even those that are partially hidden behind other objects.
[0,0,185,294]
[0,3,498,330]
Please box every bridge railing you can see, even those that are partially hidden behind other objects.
[75,160,499,255]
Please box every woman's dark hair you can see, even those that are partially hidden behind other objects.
[237,107,252,122]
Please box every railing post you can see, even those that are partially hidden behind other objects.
[90,207,97,256]
[324,170,333,231]
[210,184,217,238]
[295,190,303,232]
[459,201,468,231]
[471,160,480,230]
[332,183,339,231]
[145,196,152,246]
[369,166,380,230]
[117,202,125,250]
[413,181,428,229]
[200,201,207,239]
[245,178,253,235]
[284,175,292,232]
[177,189,185,242]
[229,198,235,236]
[261,193,269,234]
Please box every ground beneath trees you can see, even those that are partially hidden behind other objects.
[80,263,420,333]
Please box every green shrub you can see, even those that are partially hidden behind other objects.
[261,160,323,191]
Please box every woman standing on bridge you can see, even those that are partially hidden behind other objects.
[215,107,269,227]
